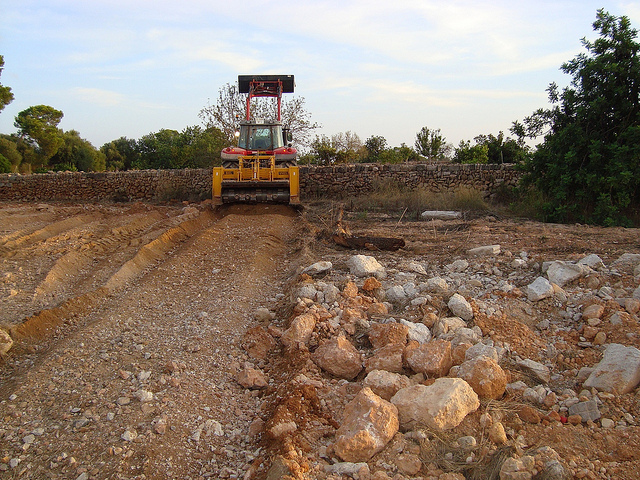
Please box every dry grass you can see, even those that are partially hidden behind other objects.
[348,178,489,217]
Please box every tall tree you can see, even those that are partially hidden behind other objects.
[0,55,14,113]
[198,82,320,147]
[49,130,105,171]
[415,126,449,159]
[513,9,640,225]
[14,105,64,167]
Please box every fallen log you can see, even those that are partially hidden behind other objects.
[332,233,405,251]
[331,205,405,251]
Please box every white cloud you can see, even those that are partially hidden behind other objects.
[71,87,126,107]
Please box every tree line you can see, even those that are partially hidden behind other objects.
[0,9,638,225]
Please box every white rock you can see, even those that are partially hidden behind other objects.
[447,259,469,272]
[420,277,449,295]
[467,245,500,257]
[325,462,370,476]
[385,285,407,304]
[611,253,640,274]
[303,261,333,277]
[578,254,604,270]
[465,343,499,362]
[391,378,479,431]
[433,317,467,337]
[134,389,154,403]
[517,358,551,384]
[633,285,640,300]
[399,319,432,344]
[584,343,640,394]
[297,284,318,301]
[407,262,427,275]
[546,261,592,287]
[421,210,461,220]
[346,255,386,278]
[121,429,137,441]
[448,293,473,321]
[526,277,554,302]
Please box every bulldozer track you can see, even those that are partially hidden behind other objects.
[0,201,302,479]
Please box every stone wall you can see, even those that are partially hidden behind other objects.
[300,163,521,200]
[0,163,521,202]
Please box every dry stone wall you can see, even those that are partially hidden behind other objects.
[0,164,521,202]
[300,163,521,200]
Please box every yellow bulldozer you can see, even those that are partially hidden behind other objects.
[213,75,300,205]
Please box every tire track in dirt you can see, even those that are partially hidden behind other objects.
[0,215,96,257]
[0,205,302,479]
[34,211,167,301]
[11,209,220,341]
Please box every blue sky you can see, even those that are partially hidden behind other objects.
[1,0,640,151]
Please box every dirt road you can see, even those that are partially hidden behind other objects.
[0,202,302,479]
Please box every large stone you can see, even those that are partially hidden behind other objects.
[0,329,13,356]
[526,277,554,302]
[280,313,317,348]
[368,322,409,349]
[448,293,473,321]
[242,326,276,360]
[365,343,404,374]
[312,336,363,380]
[390,378,479,431]
[568,399,601,422]
[457,356,507,399]
[346,255,386,279]
[302,261,332,277]
[334,387,399,462]
[432,316,466,337]
[577,254,604,270]
[584,343,640,394]
[546,261,592,287]
[363,370,412,401]
[464,343,499,362]
[499,456,535,480]
[421,210,461,220]
[420,277,449,295]
[404,339,453,377]
[385,285,407,305]
[516,358,551,384]
[467,244,500,257]
[399,319,432,344]
[611,253,640,274]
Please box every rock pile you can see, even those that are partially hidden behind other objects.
[241,247,640,479]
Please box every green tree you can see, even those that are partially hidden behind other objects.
[364,135,388,162]
[415,126,449,159]
[513,9,640,225]
[473,131,530,164]
[0,55,14,113]
[0,154,10,173]
[0,135,21,171]
[177,125,226,168]
[49,130,105,171]
[14,105,64,168]
[453,140,489,164]
[101,137,139,171]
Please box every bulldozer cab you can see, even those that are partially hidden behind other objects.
[238,122,284,151]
